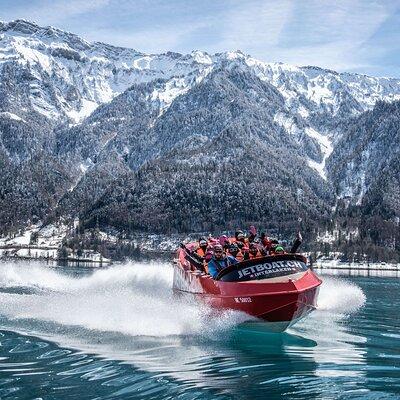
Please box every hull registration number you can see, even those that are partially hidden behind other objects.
[234,297,252,303]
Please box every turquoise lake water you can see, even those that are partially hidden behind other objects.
[0,261,399,399]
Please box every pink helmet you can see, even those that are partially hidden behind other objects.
[219,235,228,247]
[205,249,213,262]
[209,238,219,246]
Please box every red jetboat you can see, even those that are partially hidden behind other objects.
[173,242,322,331]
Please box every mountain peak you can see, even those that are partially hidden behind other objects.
[1,19,91,50]
[0,19,40,34]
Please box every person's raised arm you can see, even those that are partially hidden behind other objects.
[290,231,303,253]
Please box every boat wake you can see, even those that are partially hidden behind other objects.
[0,261,249,338]
[0,261,365,340]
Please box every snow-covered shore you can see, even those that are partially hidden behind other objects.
[315,259,400,271]
[0,221,111,264]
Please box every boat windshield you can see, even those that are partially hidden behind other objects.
[216,255,308,282]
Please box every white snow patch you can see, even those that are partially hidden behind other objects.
[273,112,300,135]
[0,112,25,122]
[316,230,339,244]
[316,228,359,245]
[298,106,309,118]
[79,162,89,174]
[191,50,212,65]
[66,99,98,123]
[305,127,333,180]
[307,81,335,105]
[151,78,189,114]
[133,56,152,70]
[307,158,326,178]
[68,159,94,192]
[3,230,33,246]
[356,173,367,206]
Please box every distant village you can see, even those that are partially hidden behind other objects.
[0,218,111,265]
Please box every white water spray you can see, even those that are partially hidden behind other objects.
[0,262,365,338]
[0,261,249,337]
[317,276,366,314]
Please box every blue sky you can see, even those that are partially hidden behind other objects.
[1,0,400,77]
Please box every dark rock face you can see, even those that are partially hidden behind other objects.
[327,100,400,217]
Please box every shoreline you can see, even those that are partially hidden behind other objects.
[1,250,399,272]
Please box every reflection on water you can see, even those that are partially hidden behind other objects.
[0,261,399,399]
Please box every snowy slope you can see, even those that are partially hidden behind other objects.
[0,20,212,122]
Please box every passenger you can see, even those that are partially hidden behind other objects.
[290,231,303,253]
[248,225,257,243]
[207,244,238,279]
[227,242,244,262]
[180,242,205,272]
[219,235,230,250]
[208,237,219,247]
[242,246,250,261]
[203,246,214,274]
[249,243,263,259]
[196,237,208,258]
[208,233,218,243]
[271,245,286,255]
[259,246,268,256]
[269,238,280,252]
[234,230,248,249]
[260,231,273,253]
[205,247,213,263]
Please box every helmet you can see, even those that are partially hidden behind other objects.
[209,238,219,246]
[205,249,213,262]
[229,245,239,256]
[213,244,223,252]
[235,230,245,240]
[275,246,285,253]
[249,225,257,236]
[199,237,207,247]
[249,243,258,253]
[219,235,229,246]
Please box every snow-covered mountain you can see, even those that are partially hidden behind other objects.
[3,19,400,122]
[3,20,400,173]
[1,19,400,252]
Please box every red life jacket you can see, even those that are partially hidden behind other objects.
[261,237,271,247]
[196,246,207,258]
[234,250,244,262]
[249,250,262,259]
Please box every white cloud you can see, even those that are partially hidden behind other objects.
[1,0,110,25]
[217,0,294,50]
[211,0,398,72]
[84,20,210,53]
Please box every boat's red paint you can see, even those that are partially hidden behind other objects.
[173,244,322,331]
